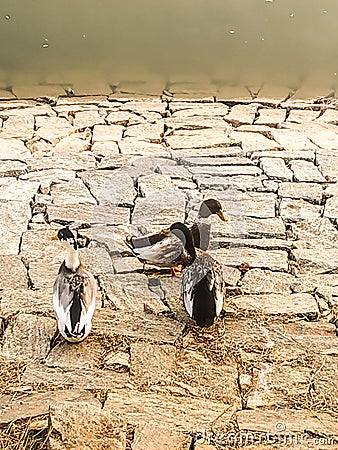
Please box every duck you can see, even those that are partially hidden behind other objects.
[126,198,226,276]
[170,222,225,327]
[52,227,96,343]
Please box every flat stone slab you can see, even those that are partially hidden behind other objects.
[0,255,27,289]
[213,217,286,239]
[92,309,185,344]
[132,189,186,226]
[0,389,88,424]
[0,288,53,316]
[0,201,31,254]
[260,157,293,180]
[237,409,338,435]
[233,293,318,316]
[2,313,56,361]
[224,104,257,126]
[50,178,97,206]
[166,130,231,150]
[188,165,262,177]
[251,149,315,162]
[289,160,326,182]
[138,174,173,197]
[92,124,124,142]
[255,108,286,125]
[269,129,318,151]
[240,269,294,295]
[216,248,288,271]
[280,199,322,220]
[278,182,323,203]
[104,389,233,432]
[230,131,281,153]
[124,122,164,142]
[0,179,39,201]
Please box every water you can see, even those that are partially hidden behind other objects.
[0,0,337,90]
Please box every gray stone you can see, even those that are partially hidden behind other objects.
[260,157,293,180]
[47,204,130,226]
[233,293,318,316]
[93,308,185,344]
[0,178,39,201]
[50,179,96,206]
[132,189,186,226]
[224,104,257,126]
[0,160,27,177]
[230,131,281,153]
[0,255,27,289]
[119,139,169,156]
[269,129,318,151]
[0,390,87,424]
[73,109,105,129]
[280,199,322,220]
[0,288,53,316]
[124,122,164,142]
[278,182,323,203]
[130,342,177,386]
[91,141,120,158]
[251,149,315,161]
[99,273,167,314]
[138,174,173,197]
[255,108,286,125]
[240,269,294,294]
[49,394,126,450]
[324,195,338,220]
[292,242,338,275]
[195,175,264,191]
[79,169,136,206]
[181,156,255,166]
[52,135,91,155]
[166,130,231,150]
[216,247,288,271]
[1,114,34,140]
[188,165,262,177]
[92,124,124,142]
[287,109,320,123]
[289,160,326,182]
[213,217,286,239]
[26,154,97,171]
[36,117,75,144]
[22,364,128,390]
[0,138,31,160]
[106,110,144,125]
[104,389,233,431]
[307,128,338,149]
[2,313,56,361]
[171,146,246,158]
[0,201,31,254]
[317,150,338,181]
[237,409,337,435]
[157,165,191,179]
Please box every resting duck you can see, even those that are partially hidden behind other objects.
[127,198,226,275]
[52,228,96,343]
[170,222,225,327]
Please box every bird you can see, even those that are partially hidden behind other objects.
[126,198,227,276]
[170,222,225,327]
[52,227,96,343]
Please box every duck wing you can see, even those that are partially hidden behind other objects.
[127,233,185,267]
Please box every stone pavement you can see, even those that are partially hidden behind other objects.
[0,92,338,448]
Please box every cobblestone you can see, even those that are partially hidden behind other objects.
[0,94,338,445]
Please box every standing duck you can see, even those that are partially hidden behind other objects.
[126,198,226,275]
[170,222,225,327]
[52,228,96,342]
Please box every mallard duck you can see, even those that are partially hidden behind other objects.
[52,228,96,343]
[170,222,225,327]
[127,198,226,275]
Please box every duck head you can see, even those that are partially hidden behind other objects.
[199,199,227,222]
[52,227,78,250]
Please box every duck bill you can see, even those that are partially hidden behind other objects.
[161,228,171,234]
[217,210,227,222]
[51,234,59,241]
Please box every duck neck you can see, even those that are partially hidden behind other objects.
[185,235,197,262]
[65,246,80,272]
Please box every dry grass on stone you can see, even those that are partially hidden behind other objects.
[0,416,51,450]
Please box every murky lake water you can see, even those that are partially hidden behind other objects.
[0,0,337,91]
